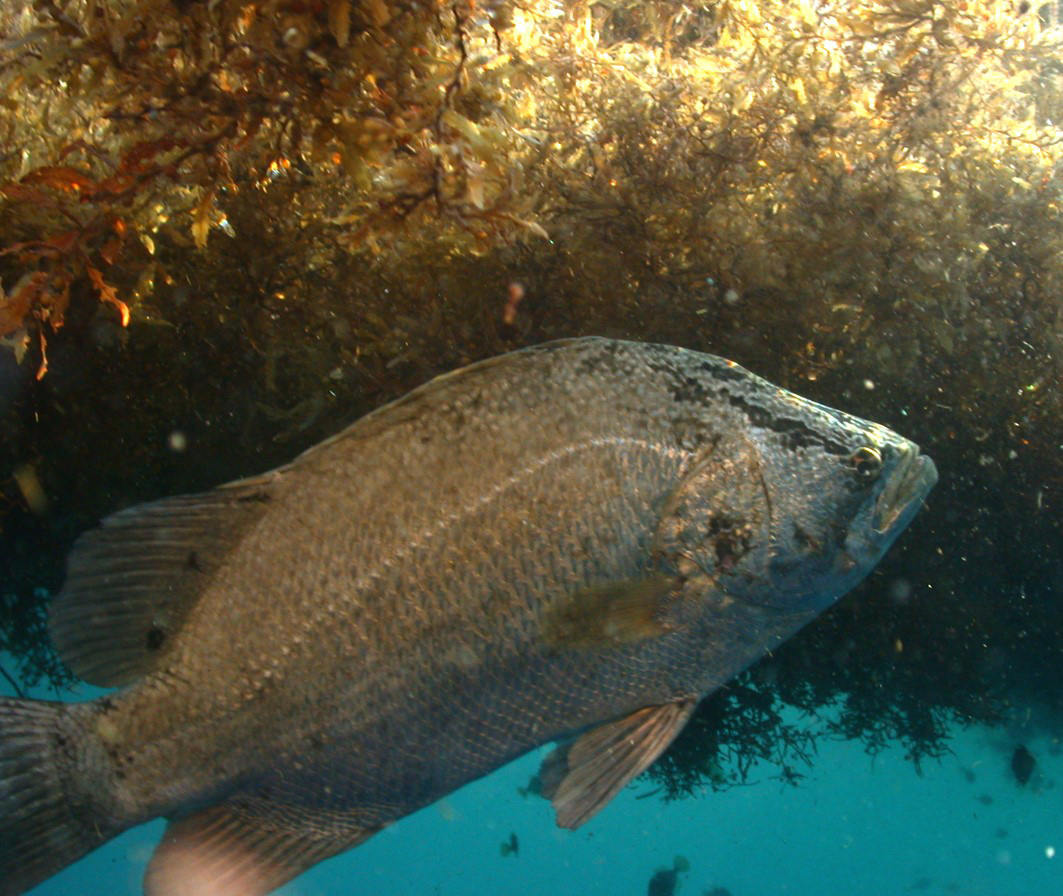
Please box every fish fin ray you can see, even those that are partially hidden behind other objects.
[540,699,697,829]
[144,798,376,896]
[50,476,279,687]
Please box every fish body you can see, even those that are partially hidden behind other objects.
[648,868,680,896]
[0,337,937,895]
[1011,745,1035,785]
[648,856,690,896]
[500,832,519,857]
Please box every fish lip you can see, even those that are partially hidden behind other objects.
[872,444,938,535]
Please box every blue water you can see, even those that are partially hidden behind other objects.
[5,672,1059,896]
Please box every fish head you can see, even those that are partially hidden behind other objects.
[718,387,938,612]
[663,360,937,617]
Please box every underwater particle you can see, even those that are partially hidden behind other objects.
[1012,745,1036,785]
[723,288,740,305]
[888,578,912,604]
[648,856,690,896]
[962,768,976,783]
[995,828,1008,839]
[516,773,542,798]
[167,430,188,453]
[502,281,525,324]
[977,794,994,806]
[12,464,48,515]
[996,849,1012,866]
[1046,845,1056,859]
[863,379,875,391]
[499,831,518,857]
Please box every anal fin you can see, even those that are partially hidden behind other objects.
[145,797,377,896]
[540,699,697,829]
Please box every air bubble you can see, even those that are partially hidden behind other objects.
[888,578,912,604]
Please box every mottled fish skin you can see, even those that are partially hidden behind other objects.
[0,337,937,896]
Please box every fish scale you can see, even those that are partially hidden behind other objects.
[0,337,936,896]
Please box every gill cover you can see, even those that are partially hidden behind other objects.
[653,431,770,586]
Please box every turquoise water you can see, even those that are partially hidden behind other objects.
[6,673,1058,896]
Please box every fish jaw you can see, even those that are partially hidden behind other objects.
[818,439,936,610]
[872,443,938,537]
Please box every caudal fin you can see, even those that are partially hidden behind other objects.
[0,697,120,896]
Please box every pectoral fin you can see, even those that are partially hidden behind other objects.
[145,797,377,896]
[541,574,680,650]
[539,699,697,829]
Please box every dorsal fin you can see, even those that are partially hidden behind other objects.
[49,474,280,687]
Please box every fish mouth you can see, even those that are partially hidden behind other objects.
[872,443,938,535]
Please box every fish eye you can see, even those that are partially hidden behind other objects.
[849,445,882,480]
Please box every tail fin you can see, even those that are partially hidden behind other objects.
[0,697,121,896]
